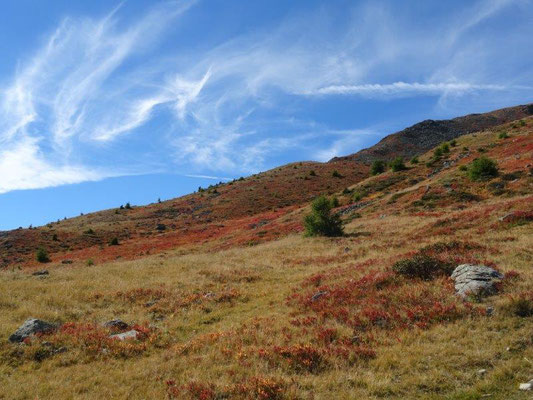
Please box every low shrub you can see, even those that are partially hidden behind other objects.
[390,157,407,172]
[392,254,454,280]
[370,160,386,175]
[109,237,119,246]
[468,157,499,181]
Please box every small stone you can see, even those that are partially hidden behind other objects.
[32,270,49,276]
[109,329,140,341]
[103,319,129,330]
[477,369,487,375]
[519,380,533,391]
[9,318,56,343]
[204,292,216,298]
[311,291,328,302]
[61,260,73,264]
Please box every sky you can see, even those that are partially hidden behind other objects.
[0,0,531,230]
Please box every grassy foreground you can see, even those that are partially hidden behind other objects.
[1,118,533,399]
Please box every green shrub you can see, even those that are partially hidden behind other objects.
[450,139,457,147]
[309,170,316,176]
[332,170,342,178]
[86,259,95,266]
[392,254,453,280]
[304,195,344,237]
[433,147,443,158]
[36,248,50,263]
[468,157,499,181]
[459,165,468,172]
[441,142,450,153]
[109,237,119,246]
[410,156,419,164]
[390,157,406,172]
[52,234,58,241]
[352,191,365,202]
[331,196,340,207]
[370,160,386,176]
[499,131,509,139]
[84,228,95,235]
[519,119,526,127]
[124,202,132,209]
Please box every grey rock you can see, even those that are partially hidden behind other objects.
[109,329,140,341]
[9,318,56,343]
[103,319,129,330]
[61,259,73,264]
[32,270,49,276]
[311,291,328,302]
[519,380,533,391]
[451,264,504,298]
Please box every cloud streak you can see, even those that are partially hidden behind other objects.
[0,0,530,194]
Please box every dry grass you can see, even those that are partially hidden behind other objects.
[0,118,532,399]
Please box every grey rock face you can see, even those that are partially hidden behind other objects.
[9,318,56,343]
[451,264,503,298]
[109,329,140,340]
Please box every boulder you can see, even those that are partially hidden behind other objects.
[9,318,56,343]
[109,329,140,341]
[103,319,129,330]
[451,264,503,298]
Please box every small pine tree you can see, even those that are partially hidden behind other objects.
[370,160,386,176]
[36,248,50,263]
[390,157,406,172]
[304,196,344,237]
[125,202,132,209]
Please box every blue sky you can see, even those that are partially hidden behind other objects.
[0,0,531,230]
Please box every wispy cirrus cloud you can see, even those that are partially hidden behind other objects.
[0,0,531,194]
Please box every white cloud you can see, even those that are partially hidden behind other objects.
[0,137,107,194]
[306,82,508,97]
[0,0,530,194]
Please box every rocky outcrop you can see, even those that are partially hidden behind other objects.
[9,318,56,343]
[330,103,532,164]
[451,264,504,298]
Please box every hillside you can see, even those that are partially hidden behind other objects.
[331,103,533,164]
[0,108,532,399]
[2,104,531,270]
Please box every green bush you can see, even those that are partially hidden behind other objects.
[450,139,457,147]
[332,170,342,178]
[433,147,443,158]
[124,202,132,209]
[390,157,406,172]
[499,131,509,139]
[352,191,365,202]
[109,237,119,246]
[309,170,316,176]
[36,248,50,263]
[304,195,344,237]
[468,157,499,181]
[86,259,95,267]
[458,165,468,171]
[392,254,453,280]
[410,156,419,164]
[440,142,450,153]
[370,160,386,176]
